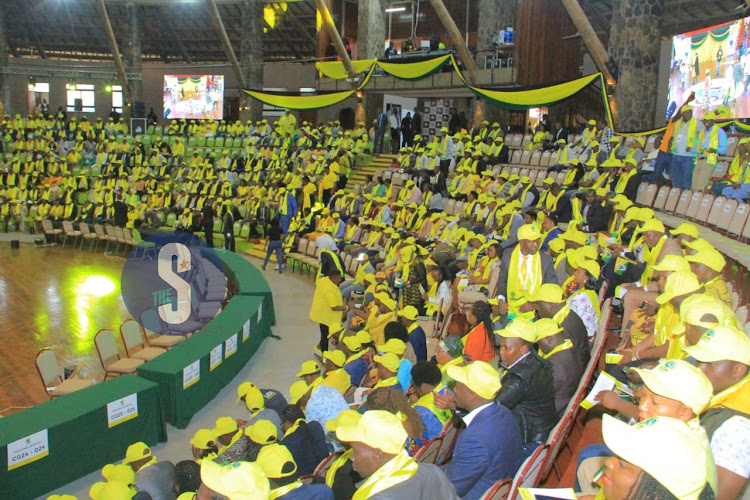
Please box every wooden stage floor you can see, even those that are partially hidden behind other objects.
[0,243,131,414]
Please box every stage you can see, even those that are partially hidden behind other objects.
[0,243,130,413]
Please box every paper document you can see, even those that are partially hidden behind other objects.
[518,488,577,500]
[580,371,633,409]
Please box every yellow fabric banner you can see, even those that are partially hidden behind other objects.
[241,89,355,110]
[377,54,452,80]
[316,59,377,80]
[466,73,602,110]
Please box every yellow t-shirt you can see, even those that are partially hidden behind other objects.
[309,277,344,327]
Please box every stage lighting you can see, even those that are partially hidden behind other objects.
[105,81,113,92]
[77,275,116,297]
[28,76,36,90]
[67,79,77,91]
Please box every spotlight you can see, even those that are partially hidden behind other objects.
[67,79,77,91]
[28,76,35,90]
[105,81,113,92]
[356,90,363,99]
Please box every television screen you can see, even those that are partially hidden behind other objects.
[669,18,750,119]
[163,75,224,120]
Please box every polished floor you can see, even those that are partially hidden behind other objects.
[0,242,130,413]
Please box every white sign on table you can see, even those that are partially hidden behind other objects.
[242,319,250,343]
[7,429,49,471]
[258,302,263,322]
[183,360,200,389]
[107,393,139,428]
[210,344,223,371]
[225,333,238,358]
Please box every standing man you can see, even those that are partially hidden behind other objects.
[389,107,401,154]
[670,105,701,189]
[278,187,298,235]
[693,111,727,190]
[643,92,695,184]
[374,107,387,155]
[412,107,422,143]
[202,198,215,248]
[278,109,297,138]
[309,268,346,353]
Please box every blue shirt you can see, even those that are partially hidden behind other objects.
[398,359,413,392]
[277,483,334,500]
[415,404,444,442]
[541,228,561,253]
[408,326,428,362]
[344,357,369,386]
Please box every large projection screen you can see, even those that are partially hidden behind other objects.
[669,18,750,119]
[163,75,224,120]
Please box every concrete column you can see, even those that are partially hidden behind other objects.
[0,6,10,116]
[240,0,264,123]
[473,99,509,131]
[477,0,515,55]
[357,0,385,60]
[122,2,143,118]
[608,0,663,131]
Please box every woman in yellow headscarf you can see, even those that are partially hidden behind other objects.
[399,245,428,313]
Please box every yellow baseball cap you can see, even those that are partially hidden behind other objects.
[343,336,362,352]
[189,428,217,450]
[670,222,700,238]
[256,443,297,479]
[683,238,713,253]
[632,359,713,415]
[123,442,153,464]
[509,174,520,181]
[603,415,709,500]
[200,460,270,500]
[213,416,239,437]
[377,295,397,311]
[527,283,565,304]
[533,318,563,342]
[399,305,419,321]
[102,464,135,484]
[289,380,311,404]
[686,248,726,272]
[447,361,502,400]
[495,317,537,343]
[355,330,372,345]
[559,230,588,246]
[548,238,566,254]
[655,271,702,305]
[703,111,717,120]
[323,350,346,367]
[89,482,135,500]
[296,360,320,378]
[245,419,278,445]
[322,368,352,394]
[176,494,195,500]
[236,381,258,402]
[673,294,732,334]
[336,410,407,455]
[576,245,599,261]
[640,219,665,233]
[650,255,690,272]
[243,386,265,413]
[517,224,542,241]
[48,496,77,500]
[373,352,401,372]
[683,326,750,365]
[327,409,362,433]
[377,338,406,356]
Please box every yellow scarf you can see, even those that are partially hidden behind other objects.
[540,338,573,359]
[270,480,303,499]
[699,125,720,165]
[545,190,563,212]
[673,117,698,154]
[326,449,353,487]
[352,450,418,500]
[640,235,667,285]
[562,168,577,186]
[507,246,542,318]
[709,374,750,414]
[372,376,400,390]
[614,168,637,194]
[283,418,306,439]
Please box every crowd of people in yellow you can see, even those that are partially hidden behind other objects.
[9,106,748,500]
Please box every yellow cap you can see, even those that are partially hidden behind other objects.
[373,352,401,372]
[640,219,665,233]
[683,326,750,365]
[447,361,502,400]
[527,283,565,304]
[355,330,372,345]
[256,443,297,479]
[102,464,135,484]
[322,368,352,394]
[670,222,700,238]
[632,359,713,415]
[673,294,732,334]
[213,416,239,437]
[548,238,566,254]
[495,317,537,343]
[236,381,258,402]
[189,429,217,450]
[650,255,691,272]
[603,415,709,500]
[703,111,716,120]
[200,460,270,500]
[533,318,563,342]
[560,230,588,246]
[517,224,542,241]
[377,294,397,311]
[327,409,362,433]
[245,419,278,445]
[655,271,702,305]
[243,386,265,413]
[289,380,311,404]
[343,336,362,352]
[686,248,725,272]
[177,494,195,500]
[323,350,346,367]
[336,410,407,455]
[89,482,135,500]
[542,177,555,185]
[377,338,406,356]
[123,442,153,464]
[684,238,713,253]
[47,496,77,500]
[296,360,320,378]
[399,305,419,321]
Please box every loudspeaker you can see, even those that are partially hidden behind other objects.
[10,240,19,249]
[132,101,146,118]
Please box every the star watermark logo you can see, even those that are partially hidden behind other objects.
[121,231,227,336]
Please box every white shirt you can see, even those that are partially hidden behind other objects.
[711,415,750,479]
[462,402,494,427]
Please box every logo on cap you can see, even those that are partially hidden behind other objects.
[121,231,226,336]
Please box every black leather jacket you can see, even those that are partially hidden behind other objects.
[495,352,558,444]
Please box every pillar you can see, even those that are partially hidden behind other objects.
[0,6,10,116]
[122,2,143,119]
[477,0,515,54]
[240,0,264,123]
[473,99,509,131]
[357,0,385,126]
[607,0,663,131]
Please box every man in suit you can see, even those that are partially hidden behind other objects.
[496,224,558,320]
[443,362,524,500]
[202,198,215,247]
[374,107,387,155]
[544,122,568,150]
[578,189,608,233]
[412,107,422,140]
